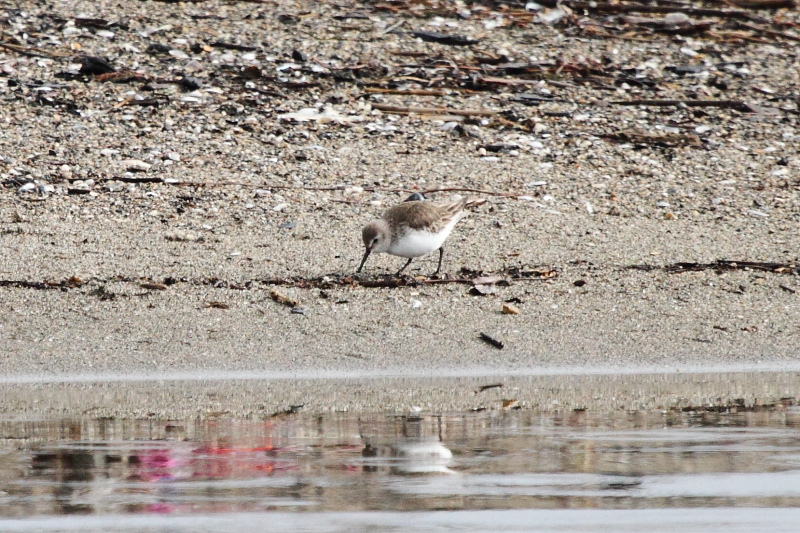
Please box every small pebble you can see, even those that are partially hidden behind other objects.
[665,12,690,25]
[180,76,202,91]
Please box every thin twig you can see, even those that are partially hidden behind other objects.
[722,0,797,8]
[611,99,757,112]
[737,21,800,42]
[0,41,71,58]
[371,103,499,116]
[476,76,540,86]
[363,88,449,96]
[420,187,522,198]
[17,196,49,202]
[706,29,771,43]
[381,19,406,35]
[96,177,522,198]
[533,0,759,19]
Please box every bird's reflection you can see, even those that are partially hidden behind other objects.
[362,438,455,475]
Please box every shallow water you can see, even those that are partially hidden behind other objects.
[2,409,800,532]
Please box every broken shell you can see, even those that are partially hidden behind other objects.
[18,182,37,194]
[470,284,498,296]
[165,231,202,242]
[472,275,505,286]
[123,159,152,172]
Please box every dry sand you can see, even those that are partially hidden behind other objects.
[0,0,798,415]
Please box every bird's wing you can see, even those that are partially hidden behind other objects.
[384,201,448,232]
[385,198,485,233]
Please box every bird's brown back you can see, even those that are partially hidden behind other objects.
[383,200,465,234]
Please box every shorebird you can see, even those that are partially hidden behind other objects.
[357,196,485,275]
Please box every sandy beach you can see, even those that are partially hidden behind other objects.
[0,0,798,415]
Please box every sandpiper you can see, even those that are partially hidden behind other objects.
[357,196,485,276]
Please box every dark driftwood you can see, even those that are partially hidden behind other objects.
[0,268,558,293]
[629,260,798,274]
[665,260,798,274]
[479,333,505,349]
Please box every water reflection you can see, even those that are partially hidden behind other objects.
[362,416,454,475]
[0,409,799,520]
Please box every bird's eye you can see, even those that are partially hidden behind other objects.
[372,238,379,245]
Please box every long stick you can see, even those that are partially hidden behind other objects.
[371,103,499,116]
[611,99,756,112]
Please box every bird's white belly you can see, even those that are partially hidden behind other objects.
[388,227,453,258]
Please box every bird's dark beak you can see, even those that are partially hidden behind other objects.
[356,248,371,273]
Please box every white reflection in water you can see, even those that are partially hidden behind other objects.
[361,439,455,475]
[0,409,799,532]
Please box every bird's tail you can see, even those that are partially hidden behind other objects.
[437,196,486,223]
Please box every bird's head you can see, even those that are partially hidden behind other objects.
[357,220,390,272]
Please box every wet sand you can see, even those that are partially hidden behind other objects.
[0,370,798,418]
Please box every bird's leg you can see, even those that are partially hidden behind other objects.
[396,258,413,276]
[433,246,444,276]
